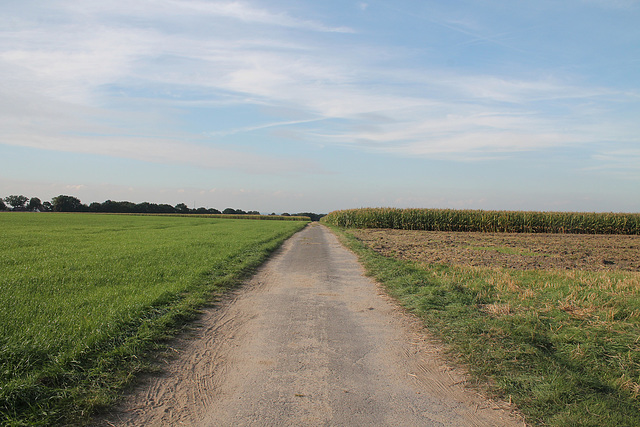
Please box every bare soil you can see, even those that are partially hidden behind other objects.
[347,229,640,272]
[97,224,523,426]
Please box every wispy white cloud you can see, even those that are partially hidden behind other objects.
[0,25,157,103]
[205,118,327,137]
[589,147,640,180]
[1,0,638,178]
[312,122,584,161]
[184,0,355,33]
[0,130,321,175]
[58,0,355,33]
[447,75,619,104]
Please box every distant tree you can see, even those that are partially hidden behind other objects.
[27,197,43,212]
[175,203,190,214]
[208,208,221,214]
[4,195,28,210]
[295,212,326,221]
[247,210,260,215]
[158,204,177,213]
[281,213,290,217]
[223,208,237,215]
[52,195,86,212]
[135,202,154,213]
[0,198,6,211]
[121,201,136,212]
[101,200,135,213]
[269,213,276,216]
[89,202,102,212]
[195,207,208,214]
[42,201,52,212]
[110,200,132,213]
[99,200,114,212]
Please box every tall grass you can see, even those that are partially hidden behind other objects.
[322,208,640,235]
[0,213,307,425]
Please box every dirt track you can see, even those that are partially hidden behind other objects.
[101,223,522,426]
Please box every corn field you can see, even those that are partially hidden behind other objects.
[321,208,640,235]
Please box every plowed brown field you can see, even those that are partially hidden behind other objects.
[347,229,640,271]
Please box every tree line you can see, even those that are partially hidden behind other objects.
[1,194,325,221]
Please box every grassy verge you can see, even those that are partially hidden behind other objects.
[328,225,640,426]
[0,213,307,425]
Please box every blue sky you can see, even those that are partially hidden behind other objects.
[1,0,639,213]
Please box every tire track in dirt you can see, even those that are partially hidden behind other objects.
[99,223,523,426]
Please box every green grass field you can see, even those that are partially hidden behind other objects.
[330,226,640,426]
[0,213,307,425]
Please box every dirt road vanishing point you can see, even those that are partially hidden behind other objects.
[102,223,523,426]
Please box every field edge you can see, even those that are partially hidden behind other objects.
[325,224,640,427]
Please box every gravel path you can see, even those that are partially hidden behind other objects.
[100,223,522,426]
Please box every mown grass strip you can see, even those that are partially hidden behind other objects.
[322,208,640,235]
[0,213,307,425]
[328,225,640,426]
